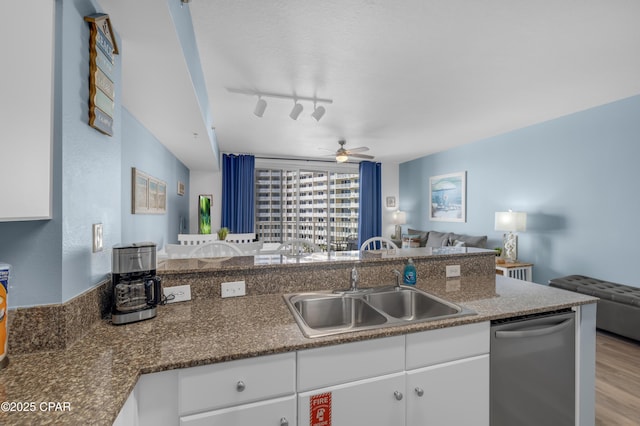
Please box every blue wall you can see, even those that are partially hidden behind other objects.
[121,109,190,248]
[60,0,122,302]
[400,95,640,287]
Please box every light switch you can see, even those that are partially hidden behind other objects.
[92,223,103,253]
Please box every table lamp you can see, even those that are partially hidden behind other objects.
[392,211,406,240]
[495,210,527,262]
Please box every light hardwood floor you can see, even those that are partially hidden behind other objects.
[595,331,640,425]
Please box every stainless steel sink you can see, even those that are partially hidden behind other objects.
[292,295,387,330]
[364,288,460,320]
[284,286,475,338]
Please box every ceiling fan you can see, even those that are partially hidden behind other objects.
[332,140,374,163]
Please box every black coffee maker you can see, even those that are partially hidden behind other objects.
[111,242,162,325]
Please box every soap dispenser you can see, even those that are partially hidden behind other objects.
[403,258,417,285]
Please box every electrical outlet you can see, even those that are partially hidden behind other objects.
[221,281,246,298]
[163,284,191,303]
[92,223,103,253]
[446,264,461,278]
[446,279,461,292]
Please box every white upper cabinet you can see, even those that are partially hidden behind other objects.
[0,1,54,221]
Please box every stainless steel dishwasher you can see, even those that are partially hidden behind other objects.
[490,309,575,426]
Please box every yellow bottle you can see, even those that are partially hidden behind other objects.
[0,263,10,369]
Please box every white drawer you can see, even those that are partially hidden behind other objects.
[297,335,404,392]
[405,322,490,370]
[179,352,296,415]
[180,395,296,426]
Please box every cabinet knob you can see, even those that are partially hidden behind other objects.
[415,387,424,397]
[394,391,403,401]
[236,381,246,392]
[280,418,289,426]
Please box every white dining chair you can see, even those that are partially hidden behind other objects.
[165,243,196,259]
[177,234,218,246]
[189,241,243,258]
[359,237,399,251]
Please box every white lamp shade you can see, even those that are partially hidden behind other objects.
[495,211,527,232]
[393,211,406,225]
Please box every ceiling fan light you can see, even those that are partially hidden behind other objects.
[336,153,348,163]
[311,105,326,121]
[254,98,267,117]
[289,102,303,120]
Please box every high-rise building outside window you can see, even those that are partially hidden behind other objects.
[255,166,359,251]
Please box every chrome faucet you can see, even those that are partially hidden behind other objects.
[350,266,359,291]
[392,269,402,289]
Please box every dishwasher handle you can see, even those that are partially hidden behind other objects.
[494,318,573,339]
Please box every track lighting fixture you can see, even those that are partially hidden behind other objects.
[289,101,303,120]
[311,103,326,121]
[254,97,267,117]
[227,88,332,122]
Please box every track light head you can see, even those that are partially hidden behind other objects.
[254,98,267,117]
[289,102,303,120]
[311,105,326,122]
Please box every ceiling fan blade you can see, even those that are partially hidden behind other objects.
[349,153,375,160]
[345,146,369,153]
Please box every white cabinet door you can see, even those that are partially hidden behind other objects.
[298,372,405,426]
[1,1,53,221]
[180,395,296,426]
[406,354,489,426]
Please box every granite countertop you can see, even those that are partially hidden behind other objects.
[0,276,596,425]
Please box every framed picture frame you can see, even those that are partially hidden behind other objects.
[429,171,466,222]
[386,196,396,208]
[198,194,212,234]
[177,181,185,196]
[131,168,167,214]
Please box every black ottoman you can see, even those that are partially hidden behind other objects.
[549,275,640,341]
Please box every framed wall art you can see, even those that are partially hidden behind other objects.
[386,196,396,208]
[131,168,167,214]
[429,171,466,222]
[198,194,212,234]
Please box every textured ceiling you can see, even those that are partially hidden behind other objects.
[101,0,640,170]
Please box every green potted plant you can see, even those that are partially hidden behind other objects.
[217,227,229,241]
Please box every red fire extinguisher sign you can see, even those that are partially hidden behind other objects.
[310,392,332,426]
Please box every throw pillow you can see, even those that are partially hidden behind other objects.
[452,239,466,247]
[407,228,429,247]
[448,233,488,248]
[426,231,451,247]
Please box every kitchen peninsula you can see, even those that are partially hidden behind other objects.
[0,248,597,425]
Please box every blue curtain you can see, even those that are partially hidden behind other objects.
[358,161,382,247]
[221,154,255,233]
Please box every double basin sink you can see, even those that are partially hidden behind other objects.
[284,285,475,338]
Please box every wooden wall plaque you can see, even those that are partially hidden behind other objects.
[84,13,119,136]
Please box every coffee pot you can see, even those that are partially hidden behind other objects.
[111,242,162,325]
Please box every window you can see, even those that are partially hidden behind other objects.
[255,166,359,251]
